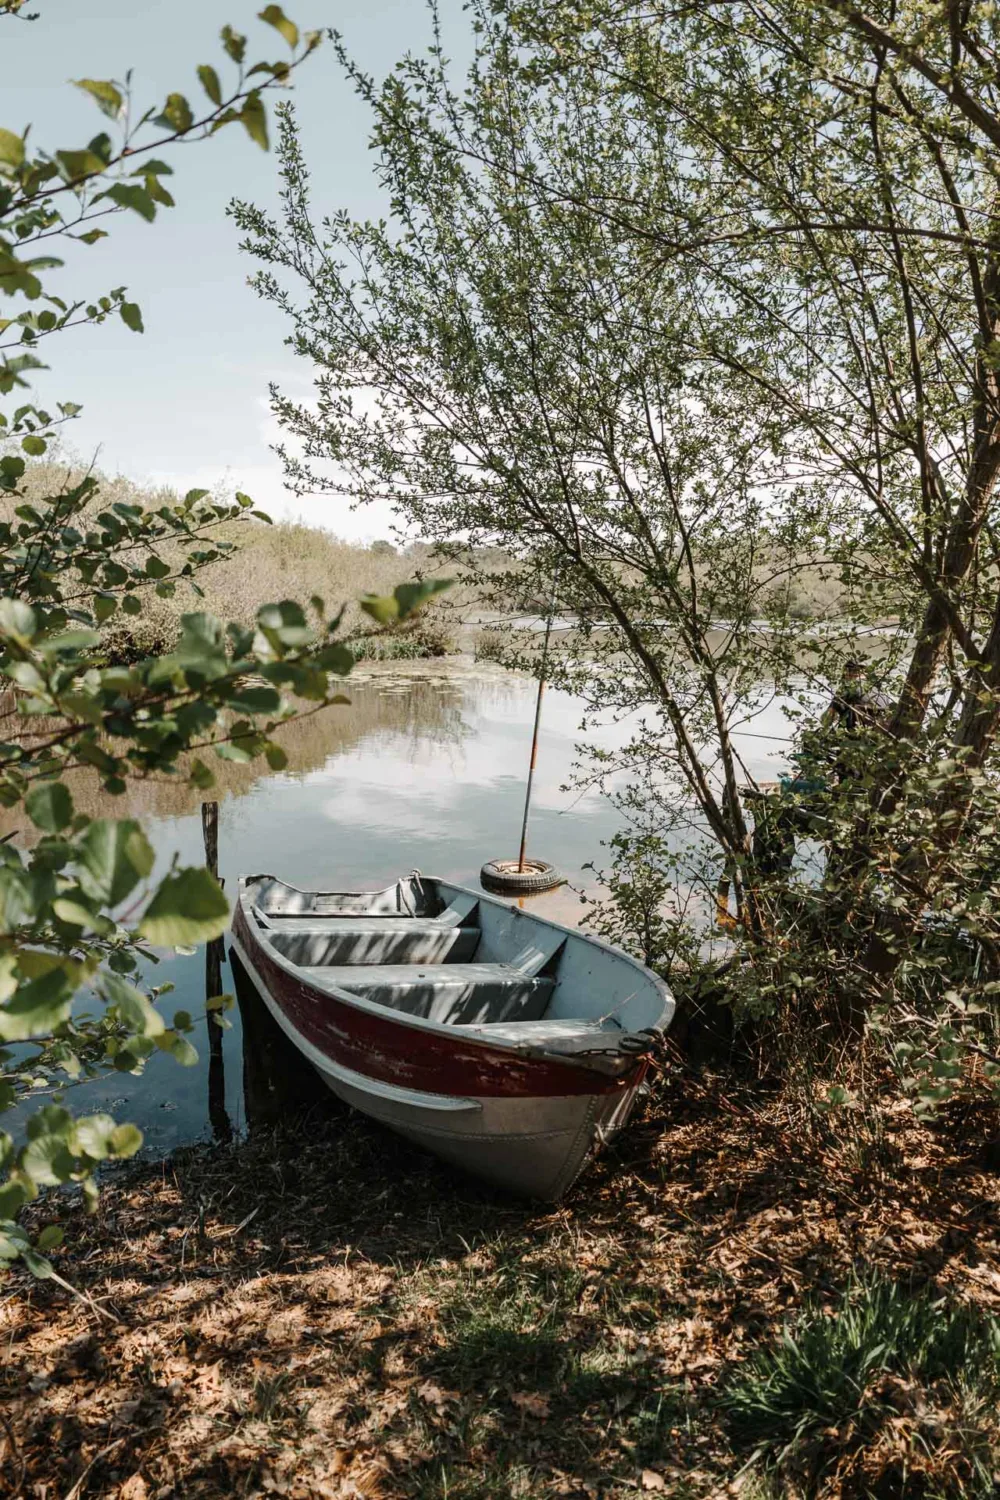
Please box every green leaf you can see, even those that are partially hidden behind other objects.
[108,1122,143,1157]
[77,819,155,907]
[258,4,299,47]
[74,1112,118,1159]
[36,1224,64,1252]
[0,1180,28,1218]
[221,24,247,63]
[87,131,113,163]
[240,92,269,151]
[0,455,26,486]
[215,742,252,764]
[73,78,123,119]
[22,1249,54,1279]
[0,599,37,641]
[0,128,25,172]
[22,1131,75,1188]
[103,182,157,223]
[120,301,143,333]
[315,643,354,676]
[54,149,108,184]
[0,253,43,300]
[144,554,170,579]
[20,434,46,456]
[77,229,108,245]
[0,868,36,932]
[265,742,288,771]
[0,968,74,1042]
[189,758,216,791]
[225,684,280,714]
[257,599,311,647]
[144,173,174,207]
[170,1034,199,1066]
[122,594,141,616]
[25,781,73,833]
[359,579,452,625]
[93,592,117,623]
[52,897,114,935]
[394,578,453,619]
[156,93,194,133]
[138,866,229,948]
[197,63,223,106]
[102,971,165,1037]
[43,627,101,653]
[359,593,399,626]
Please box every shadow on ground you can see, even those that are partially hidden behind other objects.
[4,974,1000,1499]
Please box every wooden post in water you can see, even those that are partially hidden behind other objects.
[202,800,232,1142]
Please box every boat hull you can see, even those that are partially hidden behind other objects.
[230,916,648,1199]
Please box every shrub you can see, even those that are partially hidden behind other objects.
[474,626,507,664]
[347,615,454,662]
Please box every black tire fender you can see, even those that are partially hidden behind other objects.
[479,858,564,895]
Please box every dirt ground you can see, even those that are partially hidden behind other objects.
[3,1071,999,1500]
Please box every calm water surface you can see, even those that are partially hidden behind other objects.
[41,660,799,1152]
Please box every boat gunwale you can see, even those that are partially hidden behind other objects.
[234,874,674,1061]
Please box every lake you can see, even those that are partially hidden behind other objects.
[19,658,804,1153]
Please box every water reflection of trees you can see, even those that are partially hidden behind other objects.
[0,674,470,843]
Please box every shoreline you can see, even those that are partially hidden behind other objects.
[5,1074,998,1498]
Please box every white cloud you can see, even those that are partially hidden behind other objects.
[149,391,408,543]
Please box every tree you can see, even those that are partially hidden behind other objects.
[0,7,447,1276]
[498,0,1000,1080]
[238,2,1000,1108]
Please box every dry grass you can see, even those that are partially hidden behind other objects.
[9,461,883,644]
[9,461,457,654]
[4,1060,1000,1500]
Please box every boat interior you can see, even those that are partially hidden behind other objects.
[243,874,672,1041]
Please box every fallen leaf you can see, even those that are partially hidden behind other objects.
[511,1390,551,1418]
[641,1471,666,1492]
[118,1477,149,1500]
[415,1380,457,1413]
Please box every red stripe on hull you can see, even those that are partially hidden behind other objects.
[234,906,641,1100]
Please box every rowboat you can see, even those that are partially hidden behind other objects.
[230,873,675,1199]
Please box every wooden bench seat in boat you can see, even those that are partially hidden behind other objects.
[458,1015,624,1058]
[301,961,553,1024]
[266,920,480,967]
[254,892,479,928]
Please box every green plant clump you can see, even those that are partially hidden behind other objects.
[723,1276,1000,1497]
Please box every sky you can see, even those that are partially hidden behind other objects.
[5,0,471,539]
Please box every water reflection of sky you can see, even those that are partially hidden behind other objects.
[36,663,809,1153]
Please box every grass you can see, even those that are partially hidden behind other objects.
[10,459,458,660]
[347,615,454,661]
[723,1275,1000,1497]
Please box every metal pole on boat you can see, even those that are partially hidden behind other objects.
[517,568,560,873]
